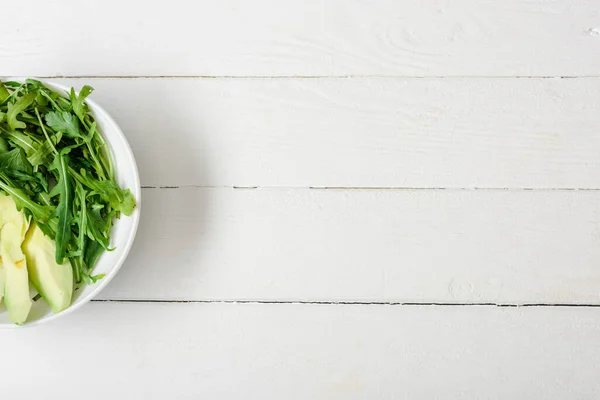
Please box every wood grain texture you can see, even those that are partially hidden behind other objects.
[2,302,600,399]
[3,0,600,397]
[95,187,600,304]
[3,1,600,77]
[48,77,600,188]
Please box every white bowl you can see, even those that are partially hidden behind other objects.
[0,79,141,328]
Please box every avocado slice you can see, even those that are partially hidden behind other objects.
[0,262,5,305]
[2,222,31,324]
[23,222,73,313]
[0,194,31,324]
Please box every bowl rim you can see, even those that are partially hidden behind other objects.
[0,78,141,328]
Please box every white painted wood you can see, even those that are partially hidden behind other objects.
[3,0,600,397]
[96,187,600,304]
[3,1,600,77]
[48,77,600,188]
[2,302,600,399]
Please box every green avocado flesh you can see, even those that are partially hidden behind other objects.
[23,222,73,314]
[0,264,5,305]
[2,223,30,325]
[0,194,74,324]
[0,192,30,325]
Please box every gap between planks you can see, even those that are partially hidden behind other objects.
[91,299,600,308]
[26,75,600,80]
[142,186,600,191]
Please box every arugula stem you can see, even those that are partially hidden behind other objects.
[38,192,52,206]
[34,108,58,156]
[77,184,86,269]
[0,83,24,107]
[37,90,62,110]
[71,258,81,285]
[84,122,106,180]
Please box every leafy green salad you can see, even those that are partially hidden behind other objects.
[0,79,136,324]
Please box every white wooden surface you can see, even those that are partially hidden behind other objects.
[56,77,600,188]
[99,188,600,304]
[3,1,600,398]
[2,303,600,400]
[4,0,600,77]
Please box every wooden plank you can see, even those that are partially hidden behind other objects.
[97,187,600,304]
[3,1,600,77]
[50,77,600,188]
[2,302,600,399]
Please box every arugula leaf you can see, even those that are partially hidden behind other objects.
[7,93,36,131]
[38,191,52,207]
[90,274,105,283]
[35,108,58,154]
[45,111,82,138]
[29,172,49,193]
[72,170,135,216]
[70,86,94,122]
[49,153,73,263]
[27,140,56,167]
[24,79,47,90]
[37,90,64,111]
[86,204,110,249]
[84,121,106,179]
[0,138,9,153]
[0,81,9,102]
[0,148,33,175]
[96,182,135,216]
[75,184,87,270]
[36,91,49,107]
[2,81,22,88]
[0,178,53,224]
[9,130,39,157]
[84,240,105,273]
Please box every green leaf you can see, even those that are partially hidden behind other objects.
[84,121,106,179]
[8,130,39,157]
[3,81,21,88]
[86,205,110,249]
[18,171,50,194]
[75,184,87,268]
[24,79,47,89]
[70,86,94,122]
[7,93,36,131]
[84,240,105,272]
[91,179,135,216]
[0,81,10,102]
[0,148,33,175]
[0,138,9,153]
[27,140,55,167]
[0,177,54,224]
[37,191,52,207]
[90,273,105,283]
[49,153,73,263]
[45,111,81,138]
[26,127,61,168]
[36,91,48,107]
[70,169,136,216]
[37,90,63,111]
